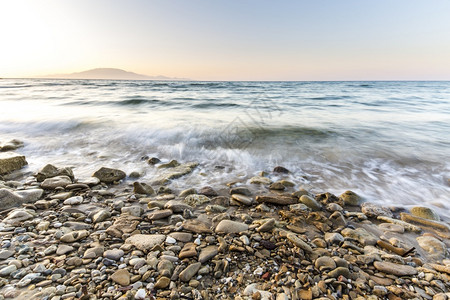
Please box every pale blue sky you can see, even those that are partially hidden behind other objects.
[1,0,450,80]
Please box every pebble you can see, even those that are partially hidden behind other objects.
[215,220,248,233]
[179,262,202,282]
[111,269,130,286]
[373,261,418,276]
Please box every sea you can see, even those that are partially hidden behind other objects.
[1,79,449,217]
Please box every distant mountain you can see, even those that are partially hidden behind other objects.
[38,68,189,81]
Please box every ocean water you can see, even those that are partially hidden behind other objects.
[1,79,449,217]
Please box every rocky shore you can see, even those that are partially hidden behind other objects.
[0,141,449,300]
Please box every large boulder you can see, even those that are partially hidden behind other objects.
[0,152,27,175]
[0,188,44,210]
[93,167,126,183]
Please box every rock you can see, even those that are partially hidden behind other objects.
[63,196,83,205]
[154,276,171,289]
[56,244,74,255]
[249,176,272,185]
[135,289,147,299]
[3,209,34,225]
[111,269,130,286]
[410,206,440,221]
[125,234,166,251]
[147,209,173,220]
[182,219,213,233]
[0,265,17,276]
[290,203,311,213]
[147,157,161,165]
[93,167,126,183]
[179,262,201,282]
[41,175,72,189]
[328,267,350,278]
[83,246,104,259]
[0,139,23,151]
[198,186,218,197]
[373,261,418,276]
[121,206,143,217]
[324,232,344,245]
[106,215,140,238]
[183,194,210,207]
[273,166,289,173]
[35,164,74,182]
[378,223,405,233]
[0,250,14,259]
[77,177,100,186]
[103,248,124,260]
[269,181,285,190]
[256,195,298,205]
[287,233,313,253]
[315,257,336,271]
[158,160,180,168]
[257,218,275,232]
[230,186,252,196]
[377,216,422,232]
[179,243,197,259]
[400,212,450,234]
[133,182,155,195]
[340,190,362,206]
[60,230,89,242]
[199,246,218,263]
[215,220,248,233]
[164,200,193,213]
[152,162,198,184]
[231,194,253,206]
[341,227,377,246]
[0,188,43,210]
[361,203,393,218]
[416,236,447,261]
[168,232,193,243]
[0,152,27,175]
[299,195,322,211]
[92,209,111,223]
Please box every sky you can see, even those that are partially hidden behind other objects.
[1,0,450,81]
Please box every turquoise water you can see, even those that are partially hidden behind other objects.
[1,79,449,215]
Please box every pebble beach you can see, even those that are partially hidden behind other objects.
[0,140,449,300]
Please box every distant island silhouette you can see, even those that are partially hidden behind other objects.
[37,68,190,81]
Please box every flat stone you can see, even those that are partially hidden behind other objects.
[215,220,248,233]
[111,269,130,286]
[324,232,344,245]
[231,194,253,206]
[93,167,126,183]
[410,206,440,221]
[328,267,350,278]
[63,196,83,205]
[179,243,197,259]
[378,223,405,233]
[230,186,252,196]
[56,244,74,255]
[154,276,171,289]
[257,218,275,232]
[0,265,17,276]
[168,232,193,243]
[60,230,89,243]
[198,246,218,263]
[416,236,447,261]
[0,152,27,175]
[152,162,198,184]
[121,206,143,217]
[164,200,193,213]
[373,261,418,276]
[0,250,14,260]
[3,209,34,225]
[341,227,378,246]
[133,182,155,195]
[198,186,218,197]
[182,219,213,234]
[103,248,124,260]
[41,175,72,189]
[106,215,140,238]
[361,203,393,218]
[63,221,91,230]
[256,195,298,205]
[340,190,362,206]
[125,234,166,251]
[183,194,211,207]
[147,209,173,220]
[315,256,336,271]
[287,233,313,253]
[299,195,321,211]
[92,209,111,223]
[35,164,74,182]
[249,176,272,185]
[84,247,105,259]
[179,262,201,282]
[0,188,43,210]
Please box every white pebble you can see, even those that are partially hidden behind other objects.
[194,238,201,245]
[165,236,177,244]
[135,288,146,299]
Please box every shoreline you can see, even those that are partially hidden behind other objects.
[0,148,449,299]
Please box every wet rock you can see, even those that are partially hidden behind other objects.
[133,182,155,195]
[410,206,440,221]
[0,188,43,210]
[164,200,192,213]
[111,269,130,286]
[231,194,253,206]
[147,209,173,220]
[361,203,393,218]
[273,166,290,173]
[215,220,248,233]
[125,234,166,251]
[340,190,362,206]
[35,164,74,182]
[93,167,126,183]
[199,186,218,197]
[256,195,298,205]
[373,261,418,276]
[230,186,252,196]
[199,246,218,263]
[147,157,161,165]
[0,152,28,175]
[377,216,422,232]
[378,223,405,233]
[416,236,447,261]
[269,181,285,190]
[299,195,322,211]
[183,194,210,207]
[152,162,198,184]
[249,176,272,185]
[341,227,377,246]
[0,139,23,152]
[179,262,201,282]
[41,175,72,189]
